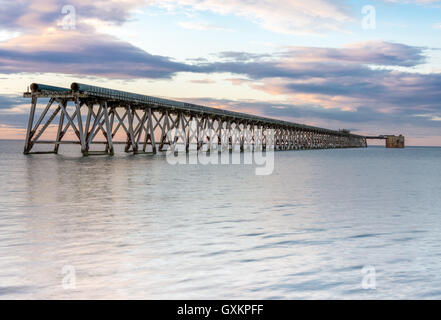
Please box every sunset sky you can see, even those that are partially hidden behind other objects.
[0,0,440,145]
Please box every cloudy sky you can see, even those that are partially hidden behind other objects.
[0,0,440,145]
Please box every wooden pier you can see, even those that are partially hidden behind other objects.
[23,82,371,156]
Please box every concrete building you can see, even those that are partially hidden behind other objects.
[386,135,405,148]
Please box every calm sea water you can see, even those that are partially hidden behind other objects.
[1,140,441,299]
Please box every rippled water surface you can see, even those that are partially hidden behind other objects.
[1,140,441,299]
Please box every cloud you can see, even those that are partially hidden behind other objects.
[283,41,426,67]
[216,52,271,62]
[6,38,419,81]
[0,95,26,110]
[183,41,440,132]
[280,72,441,105]
[382,0,441,4]
[178,21,233,32]
[189,79,216,84]
[178,97,441,133]
[191,42,427,83]
[0,94,32,129]
[0,0,145,31]
[1,35,439,131]
[0,0,28,30]
[0,0,198,79]
[0,31,197,78]
[147,0,353,35]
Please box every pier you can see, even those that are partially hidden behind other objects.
[23,83,393,156]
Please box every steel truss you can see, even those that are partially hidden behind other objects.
[23,83,368,156]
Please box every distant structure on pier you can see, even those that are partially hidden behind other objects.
[22,83,404,155]
[366,135,405,148]
[386,135,405,148]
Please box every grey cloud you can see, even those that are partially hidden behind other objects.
[0,94,29,128]
[197,60,380,79]
[0,34,198,78]
[216,51,271,62]
[0,95,26,110]
[182,97,441,132]
[0,113,29,128]
[0,32,439,133]
[284,42,426,67]
[0,95,50,128]
[0,0,28,30]
[0,0,144,31]
[283,72,441,113]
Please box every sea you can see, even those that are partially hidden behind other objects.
[1,139,440,299]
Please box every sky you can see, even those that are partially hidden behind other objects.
[0,0,440,145]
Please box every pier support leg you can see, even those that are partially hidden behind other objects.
[54,108,65,154]
[148,108,156,154]
[126,107,137,153]
[24,95,37,154]
[103,102,114,156]
[74,97,87,156]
